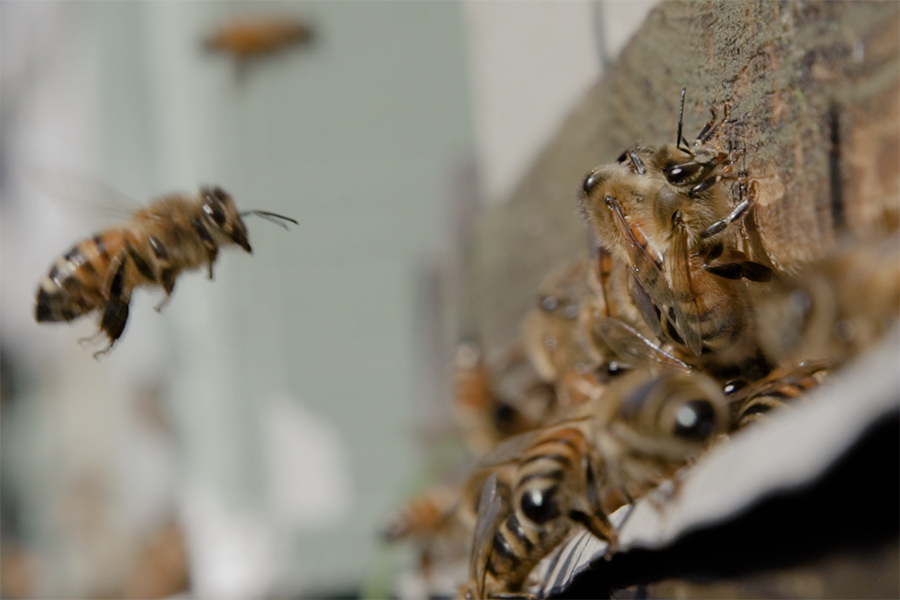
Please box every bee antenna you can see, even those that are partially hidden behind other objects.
[239,210,299,230]
[676,88,690,151]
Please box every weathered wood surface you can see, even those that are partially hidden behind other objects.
[467,0,900,352]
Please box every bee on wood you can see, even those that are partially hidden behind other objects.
[460,369,729,598]
[204,16,314,60]
[454,341,559,455]
[754,234,900,368]
[521,260,610,407]
[726,361,830,430]
[578,90,773,378]
[34,186,296,357]
[582,243,695,375]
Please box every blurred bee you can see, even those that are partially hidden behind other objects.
[454,340,559,455]
[204,16,314,60]
[727,361,830,430]
[461,369,730,598]
[521,260,611,407]
[382,482,472,581]
[578,90,772,375]
[34,186,296,357]
[582,243,695,375]
[754,234,900,367]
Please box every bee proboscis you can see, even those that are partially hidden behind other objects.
[34,186,296,357]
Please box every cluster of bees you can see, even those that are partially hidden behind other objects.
[382,91,900,598]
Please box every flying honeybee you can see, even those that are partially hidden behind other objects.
[578,90,773,376]
[34,186,296,357]
[461,369,730,598]
[204,16,314,60]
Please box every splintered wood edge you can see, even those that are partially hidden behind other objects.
[465,0,900,352]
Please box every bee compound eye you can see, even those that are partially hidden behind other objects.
[663,160,702,184]
[582,170,602,196]
[203,199,227,227]
[520,488,560,525]
[673,399,719,441]
[540,295,560,312]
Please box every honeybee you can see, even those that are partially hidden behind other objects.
[454,340,559,454]
[204,16,314,60]
[382,482,473,583]
[578,90,773,375]
[521,258,637,409]
[581,243,694,375]
[727,361,830,430]
[34,186,296,357]
[461,369,730,598]
[754,234,900,367]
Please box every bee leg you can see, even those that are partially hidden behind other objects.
[92,257,131,359]
[153,268,177,313]
[700,197,750,239]
[207,249,218,280]
[192,218,220,280]
[93,298,130,359]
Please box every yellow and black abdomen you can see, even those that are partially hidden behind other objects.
[34,230,128,323]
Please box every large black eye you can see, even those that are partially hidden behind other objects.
[203,198,227,227]
[663,160,702,184]
[673,399,718,441]
[582,170,602,196]
[520,488,560,524]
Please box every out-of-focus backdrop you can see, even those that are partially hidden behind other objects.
[0,1,656,597]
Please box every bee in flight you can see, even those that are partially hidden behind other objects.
[34,186,296,357]
[204,16,314,60]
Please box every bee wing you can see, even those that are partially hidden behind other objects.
[667,219,704,356]
[470,472,505,598]
[23,166,142,222]
[704,246,774,282]
[596,317,693,373]
[629,273,665,339]
[475,428,546,469]
[605,196,685,341]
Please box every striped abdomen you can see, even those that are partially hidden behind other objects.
[734,364,829,429]
[34,230,131,323]
[485,427,589,589]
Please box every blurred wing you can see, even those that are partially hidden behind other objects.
[470,472,505,598]
[475,429,544,469]
[597,318,693,373]
[22,165,142,222]
[667,220,703,356]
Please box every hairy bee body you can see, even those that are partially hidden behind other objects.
[34,187,291,357]
[579,94,772,375]
[464,370,729,598]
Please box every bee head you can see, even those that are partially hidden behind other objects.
[613,371,728,461]
[201,186,252,253]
